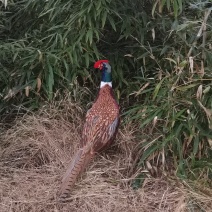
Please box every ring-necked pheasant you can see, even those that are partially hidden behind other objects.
[58,60,120,201]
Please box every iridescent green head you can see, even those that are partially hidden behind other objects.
[94,60,112,86]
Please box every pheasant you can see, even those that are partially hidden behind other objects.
[58,60,120,201]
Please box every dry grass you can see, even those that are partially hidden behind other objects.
[0,99,211,212]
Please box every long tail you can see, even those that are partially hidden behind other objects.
[58,148,93,201]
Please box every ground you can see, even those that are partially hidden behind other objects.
[0,101,211,212]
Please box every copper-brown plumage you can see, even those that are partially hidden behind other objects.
[58,61,119,201]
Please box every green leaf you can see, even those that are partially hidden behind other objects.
[164,58,177,64]
[177,0,182,14]
[84,52,90,68]
[139,143,160,165]
[101,11,107,28]
[193,134,199,156]
[108,16,116,31]
[160,45,169,56]
[173,0,178,17]
[86,29,93,45]
[152,78,166,101]
[176,83,199,91]
[179,60,187,68]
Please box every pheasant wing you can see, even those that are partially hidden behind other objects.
[82,114,119,152]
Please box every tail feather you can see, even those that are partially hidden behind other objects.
[58,148,93,201]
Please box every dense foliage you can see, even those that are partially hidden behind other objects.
[0,0,212,181]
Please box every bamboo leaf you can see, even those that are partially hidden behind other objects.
[139,144,160,165]
[108,16,116,31]
[152,78,166,100]
[101,11,107,28]
[176,83,198,91]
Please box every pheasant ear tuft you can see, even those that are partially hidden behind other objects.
[94,60,109,70]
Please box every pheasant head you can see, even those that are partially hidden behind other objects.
[94,60,112,88]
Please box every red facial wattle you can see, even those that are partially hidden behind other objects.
[94,60,109,70]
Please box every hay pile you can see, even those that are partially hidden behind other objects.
[0,101,211,212]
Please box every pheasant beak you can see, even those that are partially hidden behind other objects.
[94,60,109,70]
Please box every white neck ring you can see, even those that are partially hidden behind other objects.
[100,81,112,88]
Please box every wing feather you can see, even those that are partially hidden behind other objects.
[82,117,119,152]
